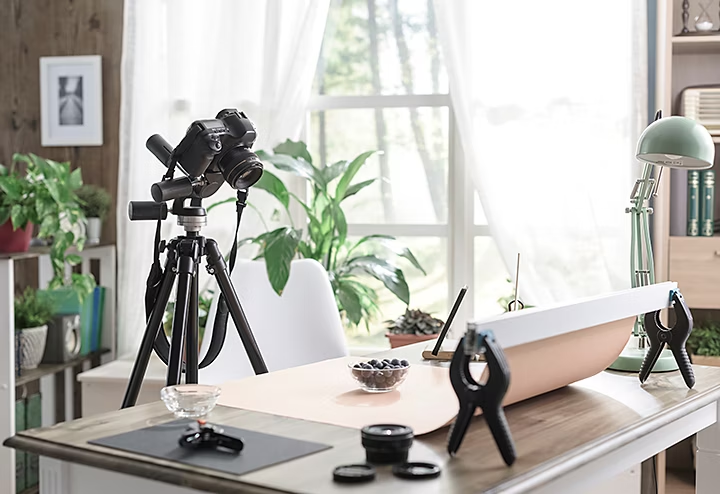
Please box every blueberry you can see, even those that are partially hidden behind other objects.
[354,363,361,369]
[391,359,400,366]
[400,360,409,367]
[383,358,391,363]
[376,363,385,369]
[361,363,372,369]
[368,359,378,366]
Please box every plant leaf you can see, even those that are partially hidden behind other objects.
[322,160,349,184]
[350,235,426,275]
[335,150,379,201]
[66,254,83,266]
[273,139,314,165]
[10,204,27,230]
[342,178,377,201]
[333,203,347,248]
[0,176,23,198]
[68,168,83,191]
[206,197,236,212]
[343,255,410,305]
[263,227,300,295]
[0,206,10,226]
[254,170,289,209]
[337,282,363,325]
[262,153,320,183]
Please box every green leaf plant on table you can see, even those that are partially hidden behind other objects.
[0,154,96,303]
[230,139,426,331]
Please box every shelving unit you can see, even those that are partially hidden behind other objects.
[0,245,116,494]
[654,2,720,494]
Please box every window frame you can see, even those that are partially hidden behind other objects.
[305,92,490,335]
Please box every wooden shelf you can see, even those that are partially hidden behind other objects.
[672,35,720,54]
[15,349,110,387]
[19,486,39,494]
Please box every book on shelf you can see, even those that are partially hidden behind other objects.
[688,170,700,236]
[15,399,25,493]
[79,286,107,355]
[25,392,41,488]
[701,170,715,237]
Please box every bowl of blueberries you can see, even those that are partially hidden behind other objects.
[349,358,410,393]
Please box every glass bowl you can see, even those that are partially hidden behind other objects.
[160,384,221,418]
[349,361,410,393]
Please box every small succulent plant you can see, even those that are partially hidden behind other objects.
[385,308,445,335]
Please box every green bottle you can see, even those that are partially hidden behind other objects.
[688,171,700,236]
[701,170,715,237]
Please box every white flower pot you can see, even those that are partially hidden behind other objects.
[86,217,102,245]
[18,325,48,370]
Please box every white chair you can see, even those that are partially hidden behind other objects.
[198,259,348,384]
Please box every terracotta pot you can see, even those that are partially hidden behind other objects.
[0,220,33,254]
[386,332,438,349]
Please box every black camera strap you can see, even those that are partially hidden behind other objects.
[199,189,248,368]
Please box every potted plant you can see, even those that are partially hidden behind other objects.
[0,154,96,302]
[221,139,425,330]
[384,308,445,348]
[687,322,720,367]
[15,287,55,370]
[76,184,111,245]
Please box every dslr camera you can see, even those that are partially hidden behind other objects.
[146,109,263,203]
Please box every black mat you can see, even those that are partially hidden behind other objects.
[90,420,331,476]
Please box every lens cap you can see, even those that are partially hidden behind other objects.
[333,464,376,483]
[392,462,441,480]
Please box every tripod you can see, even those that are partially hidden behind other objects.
[121,197,267,409]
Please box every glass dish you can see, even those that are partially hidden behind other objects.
[160,384,221,418]
[348,362,410,393]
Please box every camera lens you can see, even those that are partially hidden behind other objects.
[218,147,263,189]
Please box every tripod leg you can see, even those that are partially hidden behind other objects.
[185,267,199,384]
[167,241,197,386]
[205,239,268,374]
[122,253,177,408]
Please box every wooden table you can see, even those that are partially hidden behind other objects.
[5,342,720,494]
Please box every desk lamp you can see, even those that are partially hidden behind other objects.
[609,112,715,372]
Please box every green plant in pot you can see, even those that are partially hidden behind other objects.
[0,153,96,302]
[76,184,111,245]
[15,287,56,370]
[687,322,720,365]
[385,308,445,349]
[225,139,425,330]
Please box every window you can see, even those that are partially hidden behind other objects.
[308,0,510,348]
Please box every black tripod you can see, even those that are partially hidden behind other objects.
[121,196,268,408]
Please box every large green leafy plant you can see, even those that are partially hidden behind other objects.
[0,154,96,300]
[234,140,425,328]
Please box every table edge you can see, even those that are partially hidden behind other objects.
[491,384,720,493]
[3,435,290,494]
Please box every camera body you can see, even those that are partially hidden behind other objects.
[172,109,261,189]
[143,109,264,204]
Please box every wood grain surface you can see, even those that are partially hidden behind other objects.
[0,0,123,255]
[7,352,720,493]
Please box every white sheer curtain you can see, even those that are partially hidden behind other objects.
[434,1,647,306]
[117,0,330,357]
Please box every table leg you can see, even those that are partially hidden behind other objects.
[697,398,720,493]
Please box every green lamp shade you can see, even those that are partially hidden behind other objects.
[636,116,715,169]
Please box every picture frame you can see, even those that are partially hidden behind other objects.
[39,55,103,146]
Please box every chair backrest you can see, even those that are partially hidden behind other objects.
[198,259,348,384]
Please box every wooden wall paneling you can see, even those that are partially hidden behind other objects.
[0,0,124,246]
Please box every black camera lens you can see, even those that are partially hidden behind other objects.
[361,424,414,465]
[218,147,263,189]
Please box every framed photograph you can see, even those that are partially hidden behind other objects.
[40,55,103,146]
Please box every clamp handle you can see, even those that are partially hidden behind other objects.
[447,331,516,465]
[639,291,695,388]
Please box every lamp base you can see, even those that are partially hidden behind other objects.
[607,336,679,373]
